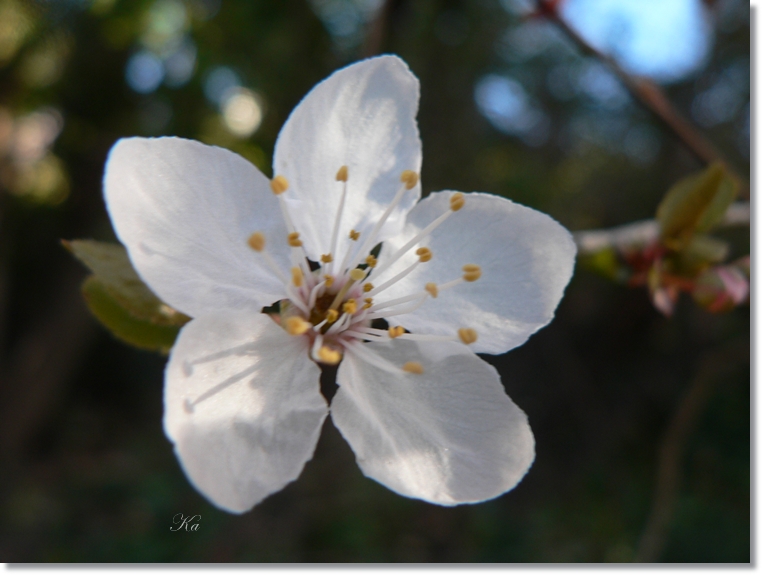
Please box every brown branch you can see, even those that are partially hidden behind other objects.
[573,201,750,254]
[536,1,749,199]
[361,0,392,58]
[634,339,749,562]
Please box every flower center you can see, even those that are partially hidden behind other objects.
[247,166,481,374]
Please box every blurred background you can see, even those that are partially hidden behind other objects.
[0,0,749,562]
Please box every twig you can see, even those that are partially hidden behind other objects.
[535,0,749,199]
[361,0,393,58]
[573,201,750,254]
[634,340,749,562]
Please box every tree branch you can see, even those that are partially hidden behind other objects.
[573,201,750,255]
[536,0,749,199]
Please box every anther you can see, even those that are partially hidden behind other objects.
[450,193,465,211]
[349,268,366,282]
[416,247,432,263]
[343,299,357,315]
[462,264,482,282]
[270,175,289,195]
[284,316,311,336]
[291,267,304,287]
[349,229,360,241]
[321,254,333,263]
[287,232,303,247]
[365,255,378,268]
[317,346,342,365]
[324,275,334,288]
[400,170,419,190]
[425,282,438,298]
[363,283,374,293]
[362,297,373,309]
[336,165,348,182]
[326,309,339,323]
[247,232,265,252]
[388,326,405,339]
[458,328,478,345]
[402,361,424,374]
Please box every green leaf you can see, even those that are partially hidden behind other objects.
[674,233,730,275]
[81,276,182,353]
[578,247,629,283]
[656,163,738,249]
[64,239,189,327]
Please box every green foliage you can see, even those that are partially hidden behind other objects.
[656,163,738,250]
[64,239,189,352]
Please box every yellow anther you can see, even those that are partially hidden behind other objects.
[362,297,373,309]
[326,309,339,323]
[458,328,478,345]
[388,326,405,339]
[321,254,333,263]
[291,267,304,287]
[416,247,432,263]
[324,275,334,288]
[400,170,419,190]
[270,175,289,195]
[363,283,374,293]
[365,255,378,268]
[402,361,424,374]
[317,346,342,365]
[450,192,465,212]
[336,165,348,182]
[424,282,438,298]
[247,232,265,252]
[349,268,366,282]
[349,229,360,241]
[462,264,482,282]
[284,316,311,336]
[287,232,303,247]
[342,299,357,315]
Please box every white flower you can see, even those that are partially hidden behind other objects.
[104,55,576,513]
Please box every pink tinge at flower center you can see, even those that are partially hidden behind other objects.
[246,165,482,375]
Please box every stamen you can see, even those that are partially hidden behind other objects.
[363,283,374,292]
[416,247,432,262]
[326,309,339,323]
[362,297,374,309]
[458,328,478,345]
[291,267,304,288]
[285,285,310,314]
[270,175,289,195]
[345,174,416,271]
[388,326,405,339]
[284,316,311,336]
[308,280,326,310]
[400,170,419,190]
[349,229,360,241]
[402,361,424,374]
[425,282,438,298]
[321,254,333,263]
[365,259,420,297]
[288,232,303,247]
[370,291,429,312]
[247,232,265,252]
[336,165,348,182]
[247,232,289,284]
[342,299,357,315]
[364,295,427,320]
[450,192,465,211]
[317,346,342,365]
[462,264,482,282]
[365,255,378,268]
[328,268,366,311]
[324,275,335,288]
[327,165,350,276]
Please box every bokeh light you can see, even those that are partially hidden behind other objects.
[125,50,165,94]
[221,88,263,138]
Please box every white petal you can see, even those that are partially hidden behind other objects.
[164,311,327,513]
[376,192,576,354]
[273,55,422,264]
[332,339,534,505]
[104,137,291,318]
